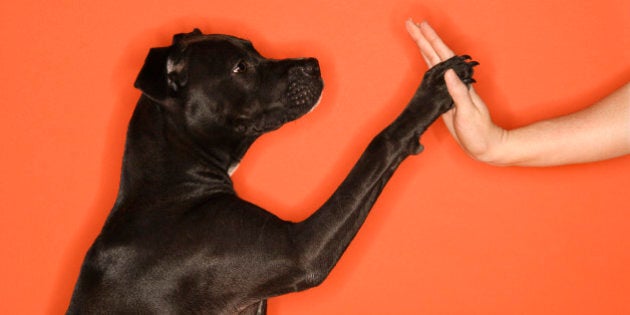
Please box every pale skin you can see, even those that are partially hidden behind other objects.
[406,19,630,166]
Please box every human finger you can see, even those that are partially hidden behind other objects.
[444,69,476,116]
[406,18,441,67]
[467,87,489,114]
[419,21,455,61]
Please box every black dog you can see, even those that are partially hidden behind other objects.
[67,29,477,314]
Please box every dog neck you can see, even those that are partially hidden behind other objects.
[115,96,252,204]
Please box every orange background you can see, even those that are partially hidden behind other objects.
[1,0,629,314]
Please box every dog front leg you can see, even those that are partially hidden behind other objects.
[286,55,478,292]
[286,121,416,291]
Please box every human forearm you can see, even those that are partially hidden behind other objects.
[487,83,630,166]
[407,20,630,167]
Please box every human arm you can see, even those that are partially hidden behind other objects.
[406,19,630,166]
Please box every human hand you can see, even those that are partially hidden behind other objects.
[405,19,507,163]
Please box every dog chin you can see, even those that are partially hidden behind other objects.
[308,92,323,114]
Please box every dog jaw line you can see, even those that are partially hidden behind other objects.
[308,92,323,114]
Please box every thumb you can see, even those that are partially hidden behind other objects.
[444,69,476,114]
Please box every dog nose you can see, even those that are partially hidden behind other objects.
[300,58,320,77]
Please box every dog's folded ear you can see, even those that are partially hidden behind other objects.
[135,29,202,102]
[172,28,202,45]
[134,47,171,101]
[134,46,188,102]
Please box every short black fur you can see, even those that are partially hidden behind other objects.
[67,29,477,314]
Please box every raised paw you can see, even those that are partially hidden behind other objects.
[454,55,479,85]
[390,54,479,155]
[406,54,479,118]
[425,55,479,89]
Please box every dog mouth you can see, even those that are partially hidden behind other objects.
[235,59,324,135]
[247,82,323,134]
[308,92,323,114]
[286,76,323,116]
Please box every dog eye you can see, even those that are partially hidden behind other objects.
[232,61,248,74]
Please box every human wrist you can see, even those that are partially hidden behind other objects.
[470,126,512,166]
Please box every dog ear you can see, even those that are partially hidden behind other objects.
[135,29,202,101]
[172,28,203,45]
[134,47,171,101]
[134,46,189,102]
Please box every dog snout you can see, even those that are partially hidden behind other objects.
[299,58,320,77]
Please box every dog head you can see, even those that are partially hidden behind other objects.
[134,29,324,139]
